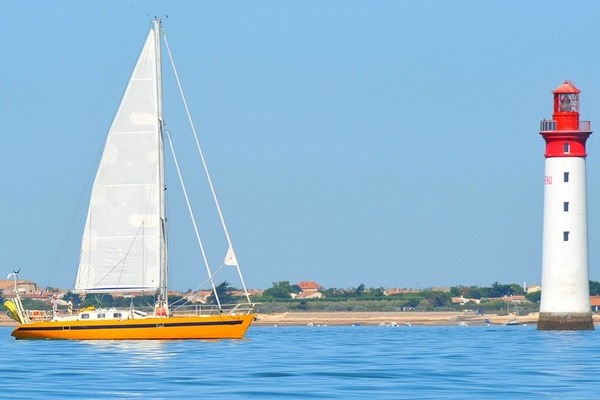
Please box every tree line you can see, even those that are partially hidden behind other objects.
[5,280,600,313]
[247,280,600,312]
[257,281,531,301]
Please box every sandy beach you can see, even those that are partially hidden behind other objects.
[253,311,540,326]
[2,312,598,328]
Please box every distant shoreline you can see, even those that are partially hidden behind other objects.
[2,312,598,328]
[252,311,540,326]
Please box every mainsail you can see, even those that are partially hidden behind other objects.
[74,27,163,293]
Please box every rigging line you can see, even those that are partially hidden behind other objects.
[190,264,226,294]
[169,264,227,308]
[92,223,145,288]
[164,126,222,310]
[45,141,105,290]
[161,31,230,246]
[162,29,251,302]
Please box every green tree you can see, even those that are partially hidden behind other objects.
[0,289,4,303]
[298,300,309,310]
[508,283,525,295]
[423,291,452,308]
[401,295,421,309]
[367,287,385,299]
[590,280,600,296]
[262,281,293,299]
[207,281,237,305]
[290,284,302,294]
[468,286,484,299]
[525,291,541,303]
[488,282,504,297]
[451,285,484,298]
[64,291,82,306]
[355,284,366,296]
[488,282,519,298]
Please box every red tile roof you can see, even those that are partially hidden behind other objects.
[590,296,600,307]
[297,281,322,290]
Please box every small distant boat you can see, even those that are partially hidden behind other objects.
[504,301,521,326]
[378,321,410,327]
[4,19,255,340]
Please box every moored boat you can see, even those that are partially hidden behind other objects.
[5,19,255,340]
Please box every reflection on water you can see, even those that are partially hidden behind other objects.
[84,340,173,363]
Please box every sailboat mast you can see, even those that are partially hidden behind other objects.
[154,18,168,306]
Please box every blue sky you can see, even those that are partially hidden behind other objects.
[3,2,600,292]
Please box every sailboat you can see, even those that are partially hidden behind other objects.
[5,19,255,340]
[504,300,521,326]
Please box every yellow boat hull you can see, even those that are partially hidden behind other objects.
[11,314,255,340]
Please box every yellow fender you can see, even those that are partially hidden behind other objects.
[3,300,24,324]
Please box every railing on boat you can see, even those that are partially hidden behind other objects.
[171,302,256,316]
[23,302,256,322]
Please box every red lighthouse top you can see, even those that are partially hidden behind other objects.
[540,80,592,158]
[553,81,580,131]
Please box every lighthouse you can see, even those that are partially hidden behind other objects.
[538,81,594,330]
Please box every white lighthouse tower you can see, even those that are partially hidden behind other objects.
[538,81,594,330]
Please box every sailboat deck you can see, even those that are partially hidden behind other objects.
[27,303,255,323]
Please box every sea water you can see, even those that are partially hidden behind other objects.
[0,324,598,399]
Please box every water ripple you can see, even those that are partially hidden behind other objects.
[1,325,600,399]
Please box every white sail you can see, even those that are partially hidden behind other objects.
[74,27,163,293]
[224,245,238,267]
